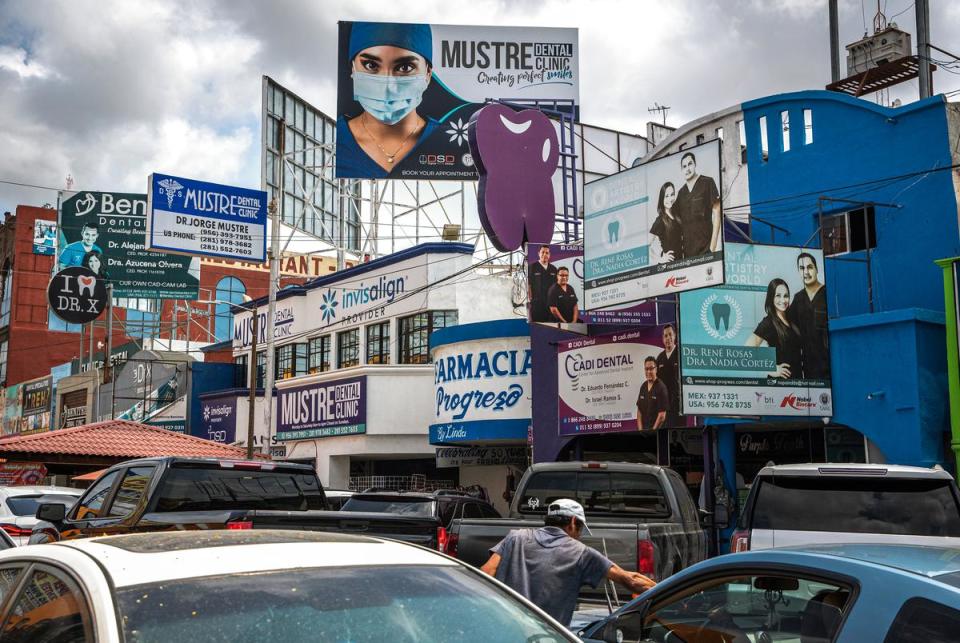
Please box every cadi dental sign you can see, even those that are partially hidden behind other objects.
[430,337,532,444]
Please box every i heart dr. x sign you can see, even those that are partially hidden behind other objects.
[47,266,108,324]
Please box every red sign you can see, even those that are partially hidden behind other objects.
[0,463,47,485]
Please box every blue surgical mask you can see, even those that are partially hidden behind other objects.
[352,72,429,125]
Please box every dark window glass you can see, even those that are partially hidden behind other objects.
[366,321,391,364]
[438,500,457,526]
[462,503,482,519]
[308,335,331,373]
[107,466,156,517]
[72,470,121,520]
[848,206,876,252]
[275,343,307,379]
[1,568,90,642]
[822,206,876,256]
[751,477,960,535]
[153,468,325,512]
[337,329,360,368]
[480,504,501,519]
[6,494,78,517]
[234,354,249,388]
[667,472,700,525]
[399,311,458,364]
[519,471,668,517]
[116,566,567,641]
[518,471,577,514]
[884,597,960,643]
[340,497,435,517]
[256,350,266,389]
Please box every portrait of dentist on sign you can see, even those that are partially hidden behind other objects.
[337,22,440,178]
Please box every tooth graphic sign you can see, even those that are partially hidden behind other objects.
[47,266,108,325]
[468,103,559,252]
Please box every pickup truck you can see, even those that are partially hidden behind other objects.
[32,457,441,549]
[447,462,707,590]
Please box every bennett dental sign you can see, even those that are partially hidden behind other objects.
[430,337,531,444]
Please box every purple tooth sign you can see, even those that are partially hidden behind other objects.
[468,104,559,252]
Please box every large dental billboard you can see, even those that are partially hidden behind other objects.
[583,139,724,309]
[59,191,200,299]
[527,243,657,328]
[335,21,579,180]
[558,326,691,437]
[679,243,832,416]
[277,376,367,440]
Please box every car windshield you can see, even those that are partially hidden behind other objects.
[6,494,78,517]
[751,476,960,535]
[117,565,571,642]
[341,497,435,517]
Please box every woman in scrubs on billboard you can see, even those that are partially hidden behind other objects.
[337,22,440,177]
[745,277,803,379]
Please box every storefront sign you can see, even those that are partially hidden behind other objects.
[436,446,527,468]
[430,337,531,445]
[70,341,139,375]
[199,396,237,444]
[20,376,52,435]
[59,191,199,299]
[277,376,366,440]
[59,389,88,429]
[0,463,47,485]
[113,352,189,424]
[679,243,832,416]
[584,140,725,308]
[232,304,299,349]
[336,21,579,180]
[47,267,108,325]
[33,220,57,255]
[147,173,267,262]
[558,327,692,436]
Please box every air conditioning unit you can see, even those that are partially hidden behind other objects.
[846,25,912,76]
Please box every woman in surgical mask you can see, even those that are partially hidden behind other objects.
[338,22,440,177]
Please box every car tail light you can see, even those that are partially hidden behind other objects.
[446,531,459,558]
[638,538,656,578]
[437,526,448,553]
[0,524,32,538]
[226,520,253,530]
[219,460,275,471]
[732,529,751,552]
[581,462,608,469]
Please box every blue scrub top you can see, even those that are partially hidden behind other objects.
[335,116,440,179]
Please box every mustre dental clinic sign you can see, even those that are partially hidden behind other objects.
[430,337,532,444]
[277,376,366,440]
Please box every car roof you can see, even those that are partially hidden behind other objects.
[754,463,952,479]
[32,530,458,588]
[779,544,960,579]
[0,485,82,496]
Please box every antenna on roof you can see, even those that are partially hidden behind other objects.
[647,102,670,126]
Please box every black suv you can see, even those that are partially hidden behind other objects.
[341,490,500,530]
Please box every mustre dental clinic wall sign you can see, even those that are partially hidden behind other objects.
[335,21,578,180]
[431,337,532,444]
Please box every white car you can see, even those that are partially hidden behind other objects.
[0,529,577,642]
[733,463,960,550]
[0,486,82,545]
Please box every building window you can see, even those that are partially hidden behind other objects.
[234,354,248,388]
[821,206,877,256]
[695,133,705,145]
[736,119,747,165]
[337,329,360,368]
[308,335,331,374]
[366,321,390,364]
[276,343,308,379]
[758,115,769,161]
[780,110,791,152]
[256,350,266,389]
[399,311,458,364]
[803,108,814,145]
[0,340,7,386]
[0,263,10,328]
[214,277,247,343]
[715,127,724,141]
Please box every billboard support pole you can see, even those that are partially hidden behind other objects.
[103,284,113,385]
[247,304,259,461]
[936,257,960,474]
[263,122,285,454]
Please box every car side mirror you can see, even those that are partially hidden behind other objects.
[36,503,66,522]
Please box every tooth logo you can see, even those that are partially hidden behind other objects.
[77,275,96,297]
[74,193,97,216]
[468,104,559,252]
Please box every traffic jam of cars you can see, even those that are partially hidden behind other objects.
[0,459,953,641]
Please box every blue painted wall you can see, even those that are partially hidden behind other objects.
[741,91,958,465]
[188,362,243,439]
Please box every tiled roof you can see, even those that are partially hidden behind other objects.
[0,420,251,459]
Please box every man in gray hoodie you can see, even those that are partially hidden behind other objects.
[480,498,655,626]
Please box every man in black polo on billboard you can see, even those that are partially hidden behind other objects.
[528,245,558,322]
[788,252,830,379]
[656,324,681,426]
[636,357,669,432]
[674,151,721,258]
[548,267,579,324]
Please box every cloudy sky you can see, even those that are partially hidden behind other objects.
[1,0,958,216]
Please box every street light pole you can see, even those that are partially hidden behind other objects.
[262,126,284,454]
[246,303,258,460]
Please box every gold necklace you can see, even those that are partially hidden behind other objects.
[361,113,422,164]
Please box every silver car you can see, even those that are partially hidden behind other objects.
[733,463,960,550]
[0,486,82,545]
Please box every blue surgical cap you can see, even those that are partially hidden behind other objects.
[348,22,433,67]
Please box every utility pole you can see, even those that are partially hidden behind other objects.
[828,0,840,83]
[103,283,113,386]
[246,304,259,460]
[916,0,932,99]
[262,122,284,455]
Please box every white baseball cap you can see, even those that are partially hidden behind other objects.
[547,498,592,535]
